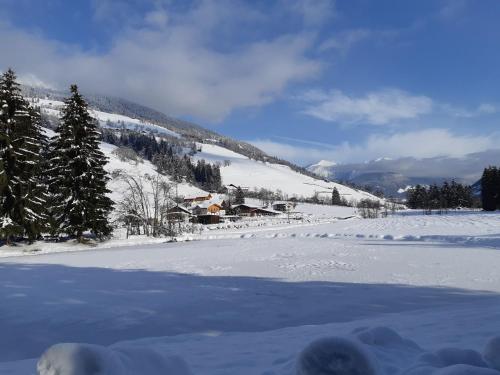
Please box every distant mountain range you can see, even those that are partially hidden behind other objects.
[308,150,500,197]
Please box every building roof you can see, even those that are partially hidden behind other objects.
[183,193,212,201]
[273,201,293,205]
[232,203,261,209]
[194,198,225,209]
[168,205,192,214]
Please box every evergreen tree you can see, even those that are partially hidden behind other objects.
[234,186,245,205]
[481,167,497,211]
[0,69,47,242]
[331,187,341,205]
[48,85,113,241]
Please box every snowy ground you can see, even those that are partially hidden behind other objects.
[1,211,500,374]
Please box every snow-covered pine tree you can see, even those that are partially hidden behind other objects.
[48,84,113,242]
[331,187,341,205]
[0,69,47,243]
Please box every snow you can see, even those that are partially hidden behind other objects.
[37,343,192,375]
[1,211,500,374]
[91,109,180,138]
[193,143,381,203]
[296,336,379,375]
[307,160,337,179]
[36,98,180,138]
[484,337,500,371]
[100,142,206,204]
[7,97,500,374]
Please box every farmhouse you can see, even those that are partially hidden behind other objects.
[232,204,279,217]
[166,205,193,221]
[192,198,226,216]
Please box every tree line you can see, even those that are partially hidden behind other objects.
[0,69,113,244]
[406,181,473,211]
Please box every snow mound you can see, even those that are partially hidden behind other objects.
[484,336,500,371]
[37,343,192,375]
[404,346,496,374]
[297,328,500,375]
[296,336,379,375]
[355,326,420,350]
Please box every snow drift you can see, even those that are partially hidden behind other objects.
[37,343,192,375]
[297,327,500,375]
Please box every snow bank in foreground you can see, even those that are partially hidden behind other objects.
[297,327,500,375]
[37,343,192,375]
[35,327,500,375]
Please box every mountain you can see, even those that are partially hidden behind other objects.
[308,151,500,197]
[307,160,337,179]
[27,86,382,204]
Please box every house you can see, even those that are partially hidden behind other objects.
[194,214,220,225]
[232,204,280,217]
[166,205,193,221]
[183,193,212,204]
[192,196,226,215]
[272,201,295,212]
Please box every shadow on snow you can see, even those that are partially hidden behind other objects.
[0,262,498,361]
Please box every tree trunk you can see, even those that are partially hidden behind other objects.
[76,231,84,243]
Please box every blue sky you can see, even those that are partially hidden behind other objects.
[1,0,500,165]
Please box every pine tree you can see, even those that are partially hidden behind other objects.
[234,186,245,205]
[0,69,47,243]
[48,85,114,241]
[331,187,341,205]
[481,167,497,211]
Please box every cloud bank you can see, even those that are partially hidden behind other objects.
[300,88,434,125]
[0,0,327,122]
[251,128,500,165]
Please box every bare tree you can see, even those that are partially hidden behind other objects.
[114,171,176,237]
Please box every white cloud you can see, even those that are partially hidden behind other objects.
[0,1,322,122]
[318,29,372,52]
[441,102,498,118]
[301,88,433,125]
[251,128,500,164]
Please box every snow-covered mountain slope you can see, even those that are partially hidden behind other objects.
[306,159,337,179]
[193,143,379,202]
[101,143,206,203]
[33,92,382,204]
[42,127,207,205]
[37,98,181,138]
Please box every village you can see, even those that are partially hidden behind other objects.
[167,189,297,225]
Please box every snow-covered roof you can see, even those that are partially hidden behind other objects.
[168,205,192,214]
[194,197,225,209]
[232,203,262,209]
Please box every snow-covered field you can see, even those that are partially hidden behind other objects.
[1,211,500,374]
